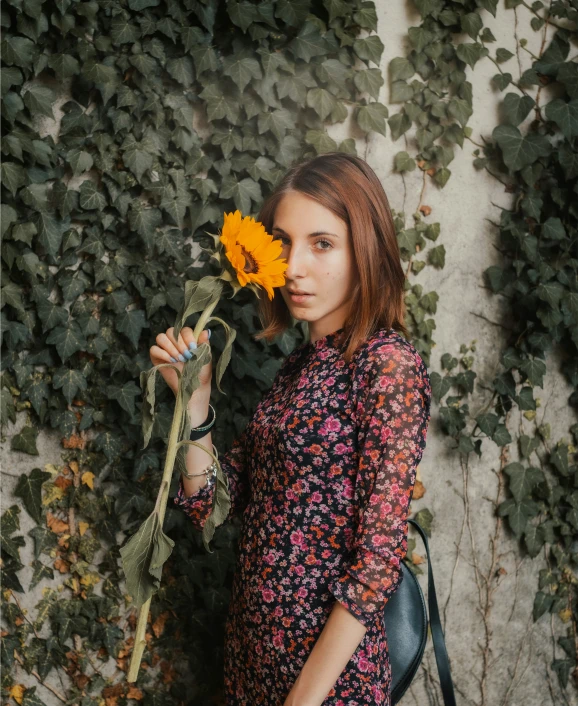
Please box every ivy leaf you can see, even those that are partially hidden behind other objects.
[53,367,88,404]
[289,21,328,62]
[496,48,514,63]
[1,162,27,196]
[29,559,54,591]
[533,33,569,77]
[502,92,535,126]
[389,57,414,81]
[533,591,553,621]
[115,309,147,350]
[413,507,433,537]
[447,97,473,127]
[219,175,262,215]
[518,357,547,387]
[11,425,39,455]
[492,124,551,171]
[0,506,25,560]
[306,87,338,120]
[14,468,51,523]
[28,525,57,560]
[353,68,384,100]
[1,387,16,424]
[67,148,94,176]
[46,321,87,361]
[544,98,578,141]
[107,381,141,415]
[222,55,262,92]
[456,42,487,69]
[356,102,388,136]
[394,151,416,172]
[31,210,65,257]
[304,129,338,154]
[504,463,544,502]
[461,12,483,40]
[22,83,56,119]
[36,299,68,332]
[123,144,153,181]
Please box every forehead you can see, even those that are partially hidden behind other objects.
[273,191,347,235]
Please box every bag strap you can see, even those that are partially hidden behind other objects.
[407,518,457,706]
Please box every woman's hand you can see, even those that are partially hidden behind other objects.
[149,326,212,397]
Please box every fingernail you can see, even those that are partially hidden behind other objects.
[169,356,177,363]
[189,341,197,350]
[177,354,185,363]
[207,328,212,339]
[183,349,192,360]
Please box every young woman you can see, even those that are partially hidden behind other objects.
[149,153,432,706]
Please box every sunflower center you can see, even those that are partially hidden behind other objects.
[241,246,259,274]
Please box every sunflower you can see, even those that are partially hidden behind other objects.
[219,210,287,300]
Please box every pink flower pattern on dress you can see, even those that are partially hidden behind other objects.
[173,326,431,705]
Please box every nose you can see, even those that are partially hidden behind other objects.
[282,241,308,282]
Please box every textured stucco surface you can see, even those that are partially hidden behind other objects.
[2,2,577,705]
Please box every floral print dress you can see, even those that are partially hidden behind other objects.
[173,326,432,706]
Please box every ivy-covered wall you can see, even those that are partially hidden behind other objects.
[1,0,577,705]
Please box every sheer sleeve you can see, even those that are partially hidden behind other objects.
[172,425,251,531]
[327,340,432,628]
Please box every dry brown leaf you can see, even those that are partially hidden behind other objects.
[47,512,69,534]
[152,611,170,638]
[54,475,73,490]
[127,686,144,700]
[54,558,70,573]
[69,460,79,474]
[10,684,25,704]
[78,521,90,536]
[81,471,95,490]
[411,552,425,565]
[419,205,432,217]
[412,479,426,500]
[62,434,85,449]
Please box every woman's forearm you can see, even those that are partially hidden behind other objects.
[284,601,367,706]
[181,388,214,497]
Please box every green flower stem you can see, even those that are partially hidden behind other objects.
[128,299,220,682]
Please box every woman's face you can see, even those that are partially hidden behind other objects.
[273,190,356,342]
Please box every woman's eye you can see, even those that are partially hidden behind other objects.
[274,236,332,251]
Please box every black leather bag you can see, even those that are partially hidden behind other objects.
[383,519,457,706]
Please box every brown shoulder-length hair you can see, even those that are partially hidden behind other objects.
[253,152,408,364]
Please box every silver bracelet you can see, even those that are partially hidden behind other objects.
[181,443,218,488]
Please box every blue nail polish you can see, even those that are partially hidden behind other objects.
[178,354,185,363]
[189,341,197,350]
[183,349,192,360]
[169,356,177,363]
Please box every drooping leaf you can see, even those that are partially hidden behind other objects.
[119,510,175,608]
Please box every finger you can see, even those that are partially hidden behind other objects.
[166,327,193,362]
[150,345,179,365]
[156,332,183,362]
[180,327,210,355]
[198,328,210,345]
[180,326,197,351]
[176,329,194,361]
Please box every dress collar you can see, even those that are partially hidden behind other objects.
[304,326,346,351]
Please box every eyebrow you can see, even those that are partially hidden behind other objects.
[272,226,340,238]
